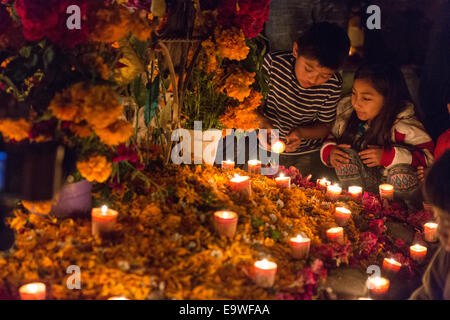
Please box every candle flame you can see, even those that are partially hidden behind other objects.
[101,205,108,214]
[336,207,351,214]
[327,227,343,233]
[271,141,285,153]
[424,222,438,229]
[411,244,427,252]
[385,258,401,266]
[348,186,362,193]
[255,258,277,270]
[380,184,394,191]
[248,159,260,165]
[369,276,388,287]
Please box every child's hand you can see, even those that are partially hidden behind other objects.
[417,166,427,182]
[329,144,351,168]
[358,145,383,167]
[285,129,302,152]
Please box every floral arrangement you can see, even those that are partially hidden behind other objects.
[0,0,163,212]
[0,164,435,300]
[183,0,270,131]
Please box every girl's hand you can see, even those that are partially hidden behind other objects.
[359,145,383,167]
[417,166,428,182]
[329,144,351,168]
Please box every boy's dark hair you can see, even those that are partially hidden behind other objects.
[296,22,350,70]
[425,150,450,213]
[339,63,413,150]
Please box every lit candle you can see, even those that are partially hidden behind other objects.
[379,184,394,201]
[275,173,291,188]
[382,258,402,273]
[247,159,261,174]
[316,178,330,190]
[424,222,438,243]
[108,296,129,300]
[410,244,427,263]
[91,205,119,236]
[289,234,310,259]
[214,211,238,238]
[229,174,251,195]
[367,276,390,297]
[271,141,285,154]
[334,207,352,227]
[221,160,235,170]
[326,184,342,201]
[19,282,46,300]
[253,259,277,288]
[348,186,363,199]
[326,227,344,244]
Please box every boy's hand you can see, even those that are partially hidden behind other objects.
[285,129,302,152]
[359,145,383,167]
[329,144,351,168]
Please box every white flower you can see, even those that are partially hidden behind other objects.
[117,260,130,271]
[269,213,277,222]
[211,250,223,258]
[276,199,284,208]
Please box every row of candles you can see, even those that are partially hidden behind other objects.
[18,163,439,299]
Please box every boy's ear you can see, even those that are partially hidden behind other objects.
[293,42,299,59]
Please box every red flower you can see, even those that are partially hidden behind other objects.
[15,0,89,48]
[369,219,385,236]
[358,231,379,257]
[113,144,139,163]
[217,0,271,39]
[395,238,406,248]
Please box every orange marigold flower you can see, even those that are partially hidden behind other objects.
[82,85,123,130]
[215,27,250,61]
[0,118,31,141]
[89,5,132,43]
[22,200,53,215]
[219,90,262,130]
[220,67,255,102]
[199,39,218,74]
[76,155,112,183]
[95,119,133,146]
[69,123,92,138]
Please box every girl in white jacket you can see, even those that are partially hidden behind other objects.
[320,63,434,198]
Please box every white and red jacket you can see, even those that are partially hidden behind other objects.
[320,96,434,175]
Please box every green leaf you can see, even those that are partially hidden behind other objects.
[269,229,282,241]
[144,74,160,126]
[251,216,264,228]
[43,46,55,69]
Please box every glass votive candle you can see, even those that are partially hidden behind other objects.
[424,222,438,243]
[334,207,352,227]
[367,276,390,298]
[19,282,46,300]
[253,259,277,288]
[289,234,310,259]
[382,258,402,274]
[247,159,262,174]
[348,186,363,199]
[326,184,342,201]
[91,205,119,236]
[214,211,238,238]
[221,160,235,170]
[275,173,291,188]
[410,244,427,264]
[326,227,344,244]
[379,184,394,201]
[229,174,251,195]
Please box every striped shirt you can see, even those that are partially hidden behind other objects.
[262,51,343,155]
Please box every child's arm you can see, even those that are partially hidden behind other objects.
[378,115,435,169]
[410,247,448,300]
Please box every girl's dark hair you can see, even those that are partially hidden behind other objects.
[339,63,413,150]
[425,150,450,213]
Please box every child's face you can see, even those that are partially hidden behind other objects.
[352,79,384,122]
[434,207,450,252]
[292,43,335,88]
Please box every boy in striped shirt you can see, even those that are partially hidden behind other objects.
[257,22,350,179]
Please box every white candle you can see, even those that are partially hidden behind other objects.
[348,186,363,198]
[275,173,291,188]
[289,235,310,259]
[334,207,352,227]
[221,160,235,170]
[424,222,438,243]
[214,211,238,238]
[382,258,402,273]
[326,184,342,200]
[253,259,277,288]
[91,205,119,236]
[247,159,261,174]
[326,227,344,244]
[367,276,390,297]
[410,244,427,263]
[229,174,251,195]
[379,184,394,201]
[19,282,46,300]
